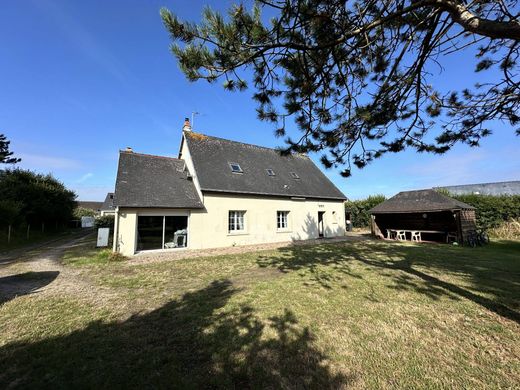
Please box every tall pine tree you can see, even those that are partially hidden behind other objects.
[162,1,520,176]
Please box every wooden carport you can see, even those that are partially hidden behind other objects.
[369,189,476,245]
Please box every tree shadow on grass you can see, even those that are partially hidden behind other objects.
[0,271,59,305]
[0,279,351,388]
[256,240,520,324]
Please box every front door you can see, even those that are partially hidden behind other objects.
[318,211,325,238]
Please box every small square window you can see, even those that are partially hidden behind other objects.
[266,169,276,176]
[290,172,300,179]
[229,163,243,173]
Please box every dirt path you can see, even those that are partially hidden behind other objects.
[0,232,111,305]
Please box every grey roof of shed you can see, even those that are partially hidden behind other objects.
[100,192,115,211]
[182,132,347,200]
[369,189,475,214]
[114,151,203,209]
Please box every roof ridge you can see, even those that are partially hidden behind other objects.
[435,180,520,187]
[120,150,182,161]
[184,131,309,158]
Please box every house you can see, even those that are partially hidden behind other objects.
[112,120,347,256]
[369,189,476,244]
[435,180,520,196]
[100,192,115,216]
[76,201,103,215]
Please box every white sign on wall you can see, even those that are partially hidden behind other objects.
[97,228,110,247]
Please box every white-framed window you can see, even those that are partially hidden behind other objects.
[290,172,300,179]
[229,210,246,232]
[266,168,276,176]
[229,162,243,173]
[277,211,289,230]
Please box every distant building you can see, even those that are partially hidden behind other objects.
[100,192,115,216]
[435,181,520,196]
[76,201,103,215]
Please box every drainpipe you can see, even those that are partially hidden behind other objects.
[113,206,119,252]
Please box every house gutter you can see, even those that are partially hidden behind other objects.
[113,206,119,252]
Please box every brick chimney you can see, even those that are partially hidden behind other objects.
[182,117,192,132]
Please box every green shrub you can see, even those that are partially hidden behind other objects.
[345,195,386,228]
[95,215,114,228]
[73,207,97,219]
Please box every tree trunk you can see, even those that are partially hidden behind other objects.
[7,225,11,244]
[27,224,30,240]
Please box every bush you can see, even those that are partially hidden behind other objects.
[344,195,386,228]
[95,215,115,228]
[73,207,97,219]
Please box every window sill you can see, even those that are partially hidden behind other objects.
[227,231,249,236]
[276,229,292,233]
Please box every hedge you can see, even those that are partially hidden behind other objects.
[448,193,520,230]
[344,195,386,228]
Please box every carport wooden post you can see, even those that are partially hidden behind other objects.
[455,210,463,244]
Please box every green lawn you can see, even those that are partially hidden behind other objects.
[1,238,519,388]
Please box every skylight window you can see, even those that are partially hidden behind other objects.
[266,169,276,176]
[290,172,300,179]
[229,162,243,173]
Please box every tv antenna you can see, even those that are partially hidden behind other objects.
[191,112,200,130]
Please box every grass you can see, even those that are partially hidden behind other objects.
[0,238,519,388]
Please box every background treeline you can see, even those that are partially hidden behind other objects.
[345,192,520,238]
[344,195,386,228]
[0,169,76,243]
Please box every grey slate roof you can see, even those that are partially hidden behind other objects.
[76,201,102,212]
[114,151,203,209]
[101,192,115,212]
[435,181,520,196]
[369,189,475,214]
[182,132,347,200]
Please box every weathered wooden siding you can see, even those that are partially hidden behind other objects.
[459,209,477,244]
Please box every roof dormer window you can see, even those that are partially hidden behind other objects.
[290,172,300,179]
[229,162,243,173]
[266,169,276,176]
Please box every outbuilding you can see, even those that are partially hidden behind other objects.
[369,189,476,244]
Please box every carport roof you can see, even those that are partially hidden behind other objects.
[369,189,475,214]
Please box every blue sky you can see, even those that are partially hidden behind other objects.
[1,0,518,200]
